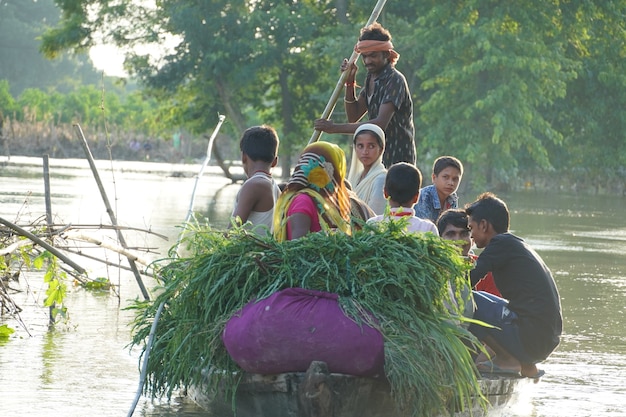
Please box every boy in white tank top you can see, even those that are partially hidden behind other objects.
[230,125,281,236]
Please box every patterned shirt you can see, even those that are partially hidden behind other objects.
[360,64,415,168]
[413,184,459,223]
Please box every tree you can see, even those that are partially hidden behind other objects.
[0,80,17,115]
[0,0,102,96]
[41,0,364,170]
[404,1,578,187]
[41,0,626,189]
[546,1,626,191]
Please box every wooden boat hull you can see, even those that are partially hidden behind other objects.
[188,361,526,417]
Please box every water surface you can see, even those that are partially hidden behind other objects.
[1,156,624,416]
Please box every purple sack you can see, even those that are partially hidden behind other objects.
[222,287,385,377]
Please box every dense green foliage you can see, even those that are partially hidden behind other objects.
[130,222,483,416]
[3,0,624,189]
[0,80,165,136]
[406,1,626,190]
[0,0,175,156]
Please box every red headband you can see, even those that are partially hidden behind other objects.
[354,40,399,65]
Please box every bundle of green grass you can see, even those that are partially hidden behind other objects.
[129,220,485,416]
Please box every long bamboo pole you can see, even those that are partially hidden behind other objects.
[43,155,56,323]
[128,116,224,416]
[173,114,226,257]
[127,299,165,417]
[43,155,53,228]
[73,124,151,301]
[308,0,388,144]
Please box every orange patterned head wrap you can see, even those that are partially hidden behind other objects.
[273,142,351,241]
[354,40,399,66]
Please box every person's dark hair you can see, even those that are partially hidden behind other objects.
[464,192,510,234]
[384,162,421,206]
[433,156,464,176]
[436,209,469,235]
[359,22,392,42]
[239,125,279,163]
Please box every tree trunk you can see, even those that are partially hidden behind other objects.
[215,75,247,136]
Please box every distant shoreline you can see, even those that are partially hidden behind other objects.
[3,154,623,198]
[0,154,283,182]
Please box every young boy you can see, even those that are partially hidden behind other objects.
[230,125,281,236]
[436,209,501,297]
[367,162,438,235]
[414,156,463,223]
[465,192,562,378]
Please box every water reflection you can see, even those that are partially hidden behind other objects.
[1,159,625,417]
[40,331,57,386]
[529,352,626,417]
[140,396,211,417]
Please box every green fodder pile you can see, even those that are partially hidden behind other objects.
[129,220,486,416]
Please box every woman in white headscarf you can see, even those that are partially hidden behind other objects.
[347,123,387,214]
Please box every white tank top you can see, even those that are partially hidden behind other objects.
[239,172,281,235]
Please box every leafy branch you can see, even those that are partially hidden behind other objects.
[0,215,165,331]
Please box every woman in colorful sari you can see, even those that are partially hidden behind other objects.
[224,141,384,377]
[274,141,351,241]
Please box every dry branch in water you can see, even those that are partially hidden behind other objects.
[62,231,152,267]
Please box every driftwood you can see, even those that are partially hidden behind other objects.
[25,223,168,241]
[62,232,152,267]
[0,285,21,315]
[0,216,86,275]
[59,246,155,278]
[0,216,161,327]
[0,238,33,257]
[0,220,161,276]
[74,123,150,300]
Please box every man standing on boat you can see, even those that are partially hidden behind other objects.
[314,22,415,168]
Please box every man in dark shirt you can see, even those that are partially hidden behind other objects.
[465,192,562,378]
[314,22,415,168]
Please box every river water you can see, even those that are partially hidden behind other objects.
[0,156,624,417]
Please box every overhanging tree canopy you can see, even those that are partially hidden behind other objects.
[41,0,626,189]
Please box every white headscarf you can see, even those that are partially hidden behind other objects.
[347,124,387,214]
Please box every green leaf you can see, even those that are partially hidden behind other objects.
[44,278,67,307]
[0,324,15,340]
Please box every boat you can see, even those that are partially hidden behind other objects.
[133,229,530,416]
[187,360,528,417]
